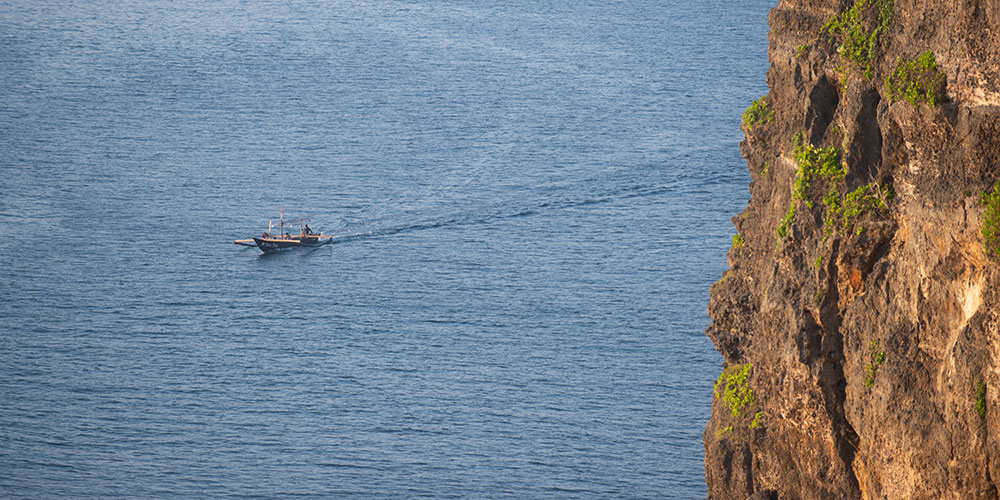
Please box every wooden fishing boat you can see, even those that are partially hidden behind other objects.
[234,209,333,253]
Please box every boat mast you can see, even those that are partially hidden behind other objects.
[280,206,284,238]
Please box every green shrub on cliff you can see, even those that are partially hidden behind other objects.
[841,184,887,224]
[864,340,886,388]
[732,233,746,256]
[793,142,844,202]
[785,134,892,239]
[714,364,765,436]
[828,182,894,235]
[733,233,746,249]
[776,203,796,242]
[823,0,895,80]
[975,381,987,418]
[778,140,844,244]
[715,363,756,418]
[714,425,734,439]
[885,51,947,106]
[742,96,774,131]
[982,180,1000,259]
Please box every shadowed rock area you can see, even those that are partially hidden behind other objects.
[704,0,1000,498]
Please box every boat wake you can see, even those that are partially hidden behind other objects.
[326,182,674,245]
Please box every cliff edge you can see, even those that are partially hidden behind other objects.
[703,0,1000,498]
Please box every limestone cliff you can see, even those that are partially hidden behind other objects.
[703,0,1000,498]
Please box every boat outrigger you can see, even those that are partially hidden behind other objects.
[234,208,333,253]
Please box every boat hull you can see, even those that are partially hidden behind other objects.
[253,237,300,253]
[252,236,331,253]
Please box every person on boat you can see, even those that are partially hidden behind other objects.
[304,224,313,235]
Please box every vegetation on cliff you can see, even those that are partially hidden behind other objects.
[712,363,763,438]
[776,133,892,244]
[864,340,886,388]
[776,203,796,241]
[829,182,893,236]
[822,0,895,79]
[975,381,988,419]
[885,51,947,106]
[742,96,774,131]
[732,233,746,255]
[715,363,756,418]
[982,180,1000,259]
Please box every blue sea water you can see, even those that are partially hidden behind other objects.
[0,1,771,498]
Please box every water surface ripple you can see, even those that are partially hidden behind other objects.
[0,0,771,498]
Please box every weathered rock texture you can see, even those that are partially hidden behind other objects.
[703,0,1000,498]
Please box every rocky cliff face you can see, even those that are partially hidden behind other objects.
[703,1,1000,498]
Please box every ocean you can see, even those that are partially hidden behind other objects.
[0,0,770,497]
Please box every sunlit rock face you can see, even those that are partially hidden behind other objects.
[703,1,1000,498]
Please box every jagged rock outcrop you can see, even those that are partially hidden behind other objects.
[703,1,1000,498]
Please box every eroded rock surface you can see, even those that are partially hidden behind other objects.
[704,1,1000,498]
